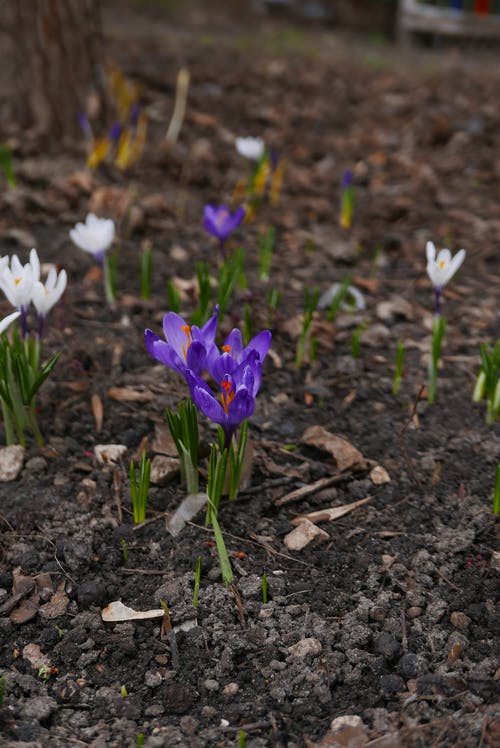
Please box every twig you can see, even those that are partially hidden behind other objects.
[113,466,122,524]
[119,568,167,575]
[165,68,190,144]
[436,567,460,591]
[274,472,353,507]
[0,512,15,532]
[188,521,314,568]
[34,529,76,585]
[230,583,245,626]
[397,384,425,486]
[160,601,179,669]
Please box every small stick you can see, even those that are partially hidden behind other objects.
[165,68,190,144]
[274,473,353,507]
[160,601,179,669]
[230,583,245,626]
[113,466,123,524]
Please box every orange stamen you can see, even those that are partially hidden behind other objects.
[438,260,446,269]
[222,345,231,353]
[181,324,191,360]
[14,277,22,286]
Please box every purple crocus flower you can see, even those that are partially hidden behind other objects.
[206,328,271,385]
[203,204,246,247]
[144,306,219,379]
[109,122,123,144]
[342,169,353,189]
[186,350,262,449]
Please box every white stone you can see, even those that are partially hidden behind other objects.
[288,637,322,658]
[0,445,25,481]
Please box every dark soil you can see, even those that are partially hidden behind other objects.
[0,3,499,747]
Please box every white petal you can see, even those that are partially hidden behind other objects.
[29,248,40,282]
[0,310,20,334]
[425,241,436,263]
[448,248,466,278]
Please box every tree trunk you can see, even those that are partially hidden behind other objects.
[5,0,105,145]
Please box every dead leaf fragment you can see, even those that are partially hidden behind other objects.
[301,426,365,471]
[9,597,39,624]
[107,387,154,403]
[150,455,180,486]
[167,492,208,537]
[91,393,103,433]
[284,519,329,551]
[370,465,391,485]
[23,643,52,670]
[94,444,127,464]
[39,589,69,620]
[101,600,165,622]
[291,496,373,525]
[152,422,178,456]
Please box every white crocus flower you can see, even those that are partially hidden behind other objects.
[426,241,466,289]
[0,310,20,335]
[235,136,265,161]
[32,267,67,319]
[0,254,35,312]
[69,213,115,263]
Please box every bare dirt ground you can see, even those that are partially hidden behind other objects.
[0,3,499,746]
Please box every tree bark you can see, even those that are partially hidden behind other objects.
[5,0,105,145]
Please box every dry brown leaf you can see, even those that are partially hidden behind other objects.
[370,465,391,485]
[301,426,365,471]
[10,597,39,624]
[22,642,51,670]
[107,387,154,403]
[291,496,373,525]
[152,422,179,456]
[284,519,329,551]
[61,381,89,392]
[101,600,164,622]
[91,393,103,433]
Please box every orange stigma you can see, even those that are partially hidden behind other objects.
[438,260,446,269]
[14,277,22,286]
[222,345,231,353]
[181,325,191,360]
[221,378,235,414]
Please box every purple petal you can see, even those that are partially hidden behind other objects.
[227,389,255,425]
[199,304,220,345]
[185,341,207,374]
[223,329,243,359]
[243,330,271,363]
[144,329,185,374]
[162,312,189,355]
[191,384,226,425]
[210,352,238,383]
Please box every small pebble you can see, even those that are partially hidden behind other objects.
[407,606,422,619]
[25,456,48,473]
[399,653,428,679]
[375,633,402,661]
[223,682,239,697]
[144,671,162,688]
[450,611,471,631]
[380,674,406,696]
[203,679,220,692]
[288,637,322,658]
